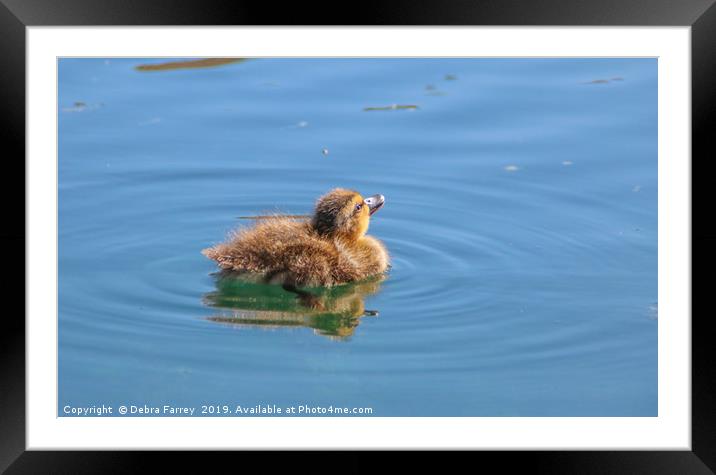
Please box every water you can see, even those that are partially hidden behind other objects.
[58,58,657,416]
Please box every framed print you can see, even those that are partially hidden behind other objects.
[4,0,714,472]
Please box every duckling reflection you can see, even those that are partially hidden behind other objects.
[203,272,384,340]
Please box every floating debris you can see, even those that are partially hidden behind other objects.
[504,165,519,172]
[562,160,573,166]
[135,58,247,72]
[426,83,448,95]
[138,117,162,126]
[297,121,308,128]
[363,104,419,112]
[322,148,329,156]
[444,74,458,80]
[581,77,625,85]
[237,214,310,220]
[61,101,102,113]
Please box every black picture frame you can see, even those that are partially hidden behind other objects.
[2,0,713,472]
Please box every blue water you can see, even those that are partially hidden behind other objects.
[58,58,657,416]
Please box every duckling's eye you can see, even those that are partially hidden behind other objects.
[354,203,363,213]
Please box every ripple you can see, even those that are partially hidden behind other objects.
[59,159,651,346]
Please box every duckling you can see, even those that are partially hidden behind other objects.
[202,189,389,293]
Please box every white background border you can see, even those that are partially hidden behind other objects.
[27,27,690,450]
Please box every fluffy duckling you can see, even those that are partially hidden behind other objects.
[202,189,389,291]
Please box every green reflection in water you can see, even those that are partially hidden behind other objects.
[203,272,384,340]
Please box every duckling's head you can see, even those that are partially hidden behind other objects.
[311,188,385,241]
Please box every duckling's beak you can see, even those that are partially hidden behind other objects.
[364,194,385,216]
